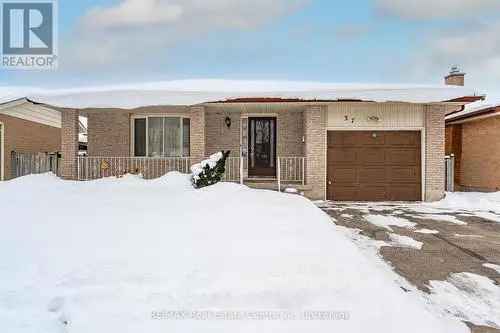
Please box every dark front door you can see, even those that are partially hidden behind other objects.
[248,117,277,177]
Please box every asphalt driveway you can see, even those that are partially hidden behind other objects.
[317,201,500,333]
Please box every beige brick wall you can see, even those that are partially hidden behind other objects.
[425,105,446,201]
[60,110,79,180]
[88,110,130,157]
[205,109,241,157]
[0,114,61,180]
[304,106,327,200]
[460,116,500,191]
[190,106,206,162]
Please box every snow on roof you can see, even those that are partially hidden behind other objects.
[1,80,480,110]
[446,93,500,122]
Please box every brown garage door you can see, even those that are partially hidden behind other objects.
[327,131,422,201]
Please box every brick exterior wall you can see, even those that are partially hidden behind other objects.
[459,116,500,191]
[60,110,79,180]
[304,106,327,200]
[0,114,61,180]
[205,109,240,156]
[425,105,446,201]
[445,74,465,86]
[88,111,130,157]
[190,106,206,162]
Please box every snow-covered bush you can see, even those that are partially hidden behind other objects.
[191,151,231,188]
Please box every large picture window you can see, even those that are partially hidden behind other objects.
[133,117,190,157]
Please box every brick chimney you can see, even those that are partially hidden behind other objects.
[445,66,465,86]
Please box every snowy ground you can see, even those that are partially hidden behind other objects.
[0,174,468,333]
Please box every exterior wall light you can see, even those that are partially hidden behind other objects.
[224,116,232,128]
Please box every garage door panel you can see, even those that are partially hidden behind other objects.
[385,131,419,145]
[359,148,386,164]
[328,148,357,163]
[389,167,420,183]
[358,186,387,201]
[359,168,386,183]
[331,168,357,183]
[356,132,385,145]
[387,185,420,201]
[387,149,420,165]
[327,130,422,201]
[331,187,359,201]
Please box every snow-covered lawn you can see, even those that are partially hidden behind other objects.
[0,174,467,333]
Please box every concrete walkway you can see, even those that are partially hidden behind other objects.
[318,202,500,333]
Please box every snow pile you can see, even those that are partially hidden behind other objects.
[428,192,500,214]
[388,234,423,250]
[0,174,467,333]
[427,273,500,329]
[364,215,417,231]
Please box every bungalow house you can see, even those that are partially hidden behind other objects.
[446,98,500,192]
[0,97,61,180]
[25,80,480,201]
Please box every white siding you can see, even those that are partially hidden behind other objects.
[327,102,425,129]
[0,101,61,128]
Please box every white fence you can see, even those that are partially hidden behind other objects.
[77,157,193,180]
[77,156,242,182]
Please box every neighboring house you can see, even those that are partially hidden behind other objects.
[446,99,500,192]
[19,80,480,201]
[443,66,500,192]
[0,98,61,180]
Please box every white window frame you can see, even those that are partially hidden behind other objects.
[130,115,190,157]
[0,122,4,181]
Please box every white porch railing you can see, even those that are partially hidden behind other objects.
[222,157,241,182]
[77,156,305,188]
[277,156,306,192]
[77,156,193,180]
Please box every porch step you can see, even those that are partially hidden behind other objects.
[244,181,311,192]
[244,177,277,183]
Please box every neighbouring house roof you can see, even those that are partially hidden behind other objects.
[0,97,62,128]
[0,80,482,110]
[446,94,500,123]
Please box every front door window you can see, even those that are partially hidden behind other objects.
[248,117,276,177]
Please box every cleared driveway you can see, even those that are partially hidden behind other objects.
[318,201,500,333]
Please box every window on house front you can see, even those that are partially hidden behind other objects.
[134,118,146,157]
[133,117,190,157]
